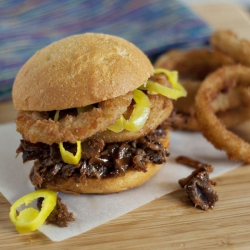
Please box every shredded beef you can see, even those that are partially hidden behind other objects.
[17,127,169,189]
[37,196,74,227]
[178,162,219,211]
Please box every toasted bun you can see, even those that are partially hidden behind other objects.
[12,33,154,111]
[37,132,169,194]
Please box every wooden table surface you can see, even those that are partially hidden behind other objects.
[1,4,250,250]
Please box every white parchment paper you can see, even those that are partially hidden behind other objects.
[0,122,240,241]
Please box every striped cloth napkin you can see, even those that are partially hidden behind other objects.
[0,0,211,102]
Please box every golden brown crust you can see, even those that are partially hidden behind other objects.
[12,33,154,111]
[40,133,169,194]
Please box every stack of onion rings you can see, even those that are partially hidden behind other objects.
[194,65,250,163]
[155,30,250,163]
[154,35,250,132]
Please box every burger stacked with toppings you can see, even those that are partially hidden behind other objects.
[12,33,186,194]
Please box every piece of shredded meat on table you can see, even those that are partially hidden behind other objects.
[37,196,74,227]
[177,156,219,210]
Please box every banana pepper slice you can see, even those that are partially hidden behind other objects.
[9,189,57,234]
[108,116,126,133]
[108,89,150,132]
[59,141,82,165]
[54,110,82,165]
[139,68,187,99]
[124,89,150,131]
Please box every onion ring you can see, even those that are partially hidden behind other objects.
[194,65,250,163]
[216,106,250,128]
[173,80,247,114]
[154,48,234,80]
[16,92,133,145]
[169,105,250,131]
[211,30,250,67]
[92,93,173,143]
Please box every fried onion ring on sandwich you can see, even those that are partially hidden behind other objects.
[93,93,173,143]
[16,92,133,145]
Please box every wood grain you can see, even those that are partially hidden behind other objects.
[1,4,250,250]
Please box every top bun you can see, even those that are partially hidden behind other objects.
[12,33,154,111]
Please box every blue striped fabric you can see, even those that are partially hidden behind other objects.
[0,0,211,102]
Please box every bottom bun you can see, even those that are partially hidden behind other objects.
[40,131,169,194]
[42,163,163,194]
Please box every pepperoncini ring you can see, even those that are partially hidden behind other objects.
[108,116,126,133]
[108,89,150,132]
[124,89,150,131]
[153,68,187,97]
[54,110,82,165]
[59,140,82,165]
[140,80,185,100]
[9,189,57,234]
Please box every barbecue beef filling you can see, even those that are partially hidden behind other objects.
[16,125,169,189]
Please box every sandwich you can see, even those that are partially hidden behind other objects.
[12,33,186,194]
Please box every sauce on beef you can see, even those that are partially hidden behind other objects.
[17,126,169,189]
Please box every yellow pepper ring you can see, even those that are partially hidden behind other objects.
[9,189,57,234]
[59,141,82,165]
[124,89,150,132]
[108,89,150,132]
[140,80,185,100]
[54,110,82,165]
[108,116,125,133]
[154,68,187,97]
